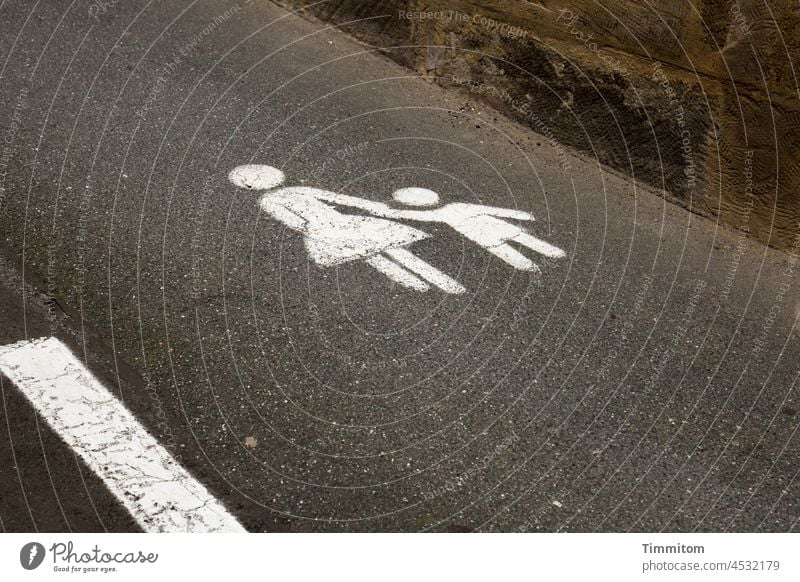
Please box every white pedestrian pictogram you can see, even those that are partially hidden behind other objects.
[229,165,565,294]
[373,187,565,272]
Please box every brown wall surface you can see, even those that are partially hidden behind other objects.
[272,0,800,251]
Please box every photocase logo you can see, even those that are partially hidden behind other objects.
[20,542,46,570]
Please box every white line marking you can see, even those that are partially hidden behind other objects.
[0,337,245,533]
[512,233,566,259]
[385,248,466,294]
[365,255,430,291]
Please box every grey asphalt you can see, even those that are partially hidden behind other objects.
[0,0,798,532]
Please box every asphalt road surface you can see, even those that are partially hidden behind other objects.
[0,0,798,532]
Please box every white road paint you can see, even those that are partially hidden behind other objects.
[230,164,566,293]
[0,337,245,533]
[229,164,285,190]
[384,187,566,271]
[392,187,440,207]
[384,248,466,294]
[259,187,430,267]
[365,255,431,292]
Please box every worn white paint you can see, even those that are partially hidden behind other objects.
[0,337,245,533]
[230,165,465,294]
[386,187,566,271]
[260,187,430,267]
[321,185,566,273]
[229,164,285,190]
[384,247,465,294]
[392,187,440,207]
[230,164,565,293]
[365,254,431,292]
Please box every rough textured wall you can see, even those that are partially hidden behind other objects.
[272,0,800,251]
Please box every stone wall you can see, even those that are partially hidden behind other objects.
[272,0,800,251]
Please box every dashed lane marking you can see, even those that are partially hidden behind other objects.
[0,337,245,533]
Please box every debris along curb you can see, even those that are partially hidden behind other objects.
[271,0,800,254]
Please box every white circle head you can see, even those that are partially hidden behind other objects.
[229,165,286,190]
[392,187,440,207]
